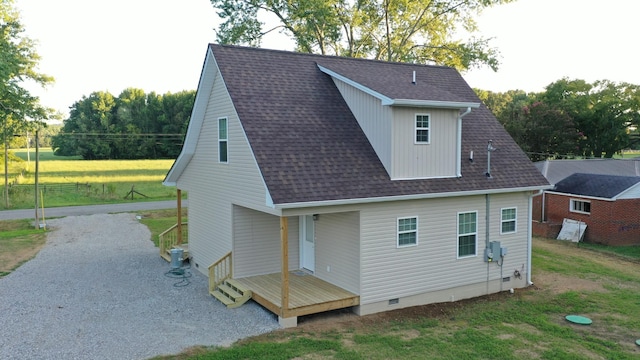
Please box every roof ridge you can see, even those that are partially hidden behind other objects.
[210,43,455,70]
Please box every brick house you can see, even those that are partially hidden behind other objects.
[534,172,640,245]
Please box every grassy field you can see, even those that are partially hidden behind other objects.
[2,208,640,359]
[1,148,177,210]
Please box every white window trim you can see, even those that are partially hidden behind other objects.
[457,211,478,258]
[218,117,228,163]
[397,216,418,248]
[415,113,430,144]
[570,199,591,214]
[500,207,517,235]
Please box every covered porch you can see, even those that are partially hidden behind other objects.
[212,210,361,327]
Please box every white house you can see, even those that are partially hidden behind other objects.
[163,44,550,327]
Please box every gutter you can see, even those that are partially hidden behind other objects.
[274,185,551,210]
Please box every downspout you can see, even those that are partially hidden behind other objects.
[485,193,491,295]
[457,107,472,177]
[527,190,542,286]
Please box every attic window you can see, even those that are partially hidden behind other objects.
[218,117,228,163]
[415,114,430,144]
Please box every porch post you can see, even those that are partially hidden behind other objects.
[176,189,183,245]
[280,216,289,315]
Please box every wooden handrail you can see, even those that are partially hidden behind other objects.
[208,251,232,293]
[159,222,188,257]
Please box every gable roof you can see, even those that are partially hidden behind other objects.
[166,44,549,207]
[553,173,640,199]
[536,159,640,185]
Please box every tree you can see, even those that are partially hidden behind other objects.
[51,89,195,159]
[542,78,640,158]
[1,0,54,207]
[211,0,514,71]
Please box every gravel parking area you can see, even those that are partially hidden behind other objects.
[0,213,279,360]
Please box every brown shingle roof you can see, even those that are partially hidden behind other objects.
[211,44,549,205]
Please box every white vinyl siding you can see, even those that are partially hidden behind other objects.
[175,60,277,274]
[500,207,517,234]
[397,217,418,247]
[358,192,530,305]
[331,78,393,176]
[233,206,299,278]
[392,107,458,179]
[457,211,477,258]
[314,212,360,294]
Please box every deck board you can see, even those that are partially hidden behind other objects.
[234,272,359,317]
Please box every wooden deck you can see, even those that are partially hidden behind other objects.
[233,271,359,318]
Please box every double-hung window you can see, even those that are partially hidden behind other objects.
[218,117,228,163]
[415,114,430,144]
[397,217,418,247]
[457,211,477,257]
[500,208,517,234]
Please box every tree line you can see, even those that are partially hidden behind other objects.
[51,89,195,160]
[476,78,640,161]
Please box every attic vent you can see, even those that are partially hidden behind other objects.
[388,298,399,305]
[412,71,416,85]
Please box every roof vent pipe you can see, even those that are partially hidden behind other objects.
[412,71,416,85]
[486,140,496,178]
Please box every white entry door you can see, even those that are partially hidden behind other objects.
[300,215,315,272]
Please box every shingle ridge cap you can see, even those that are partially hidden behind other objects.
[210,43,455,70]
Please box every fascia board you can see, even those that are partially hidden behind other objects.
[163,47,216,186]
[274,185,551,210]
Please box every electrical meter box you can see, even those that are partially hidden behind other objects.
[484,241,502,262]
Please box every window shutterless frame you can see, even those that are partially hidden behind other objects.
[457,211,477,258]
[397,216,418,248]
[500,207,517,234]
[415,113,430,144]
[570,199,591,214]
[218,117,228,163]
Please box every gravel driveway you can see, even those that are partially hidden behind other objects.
[0,213,279,360]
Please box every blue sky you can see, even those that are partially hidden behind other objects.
[16,0,640,117]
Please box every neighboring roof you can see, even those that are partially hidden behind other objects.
[170,44,550,206]
[536,159,640,185]
[553,173,640,199]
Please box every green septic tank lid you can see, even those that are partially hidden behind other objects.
[565,315,592,325]
[636,339,640,346]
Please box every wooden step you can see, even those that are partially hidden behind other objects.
[211,289,235,306]
[210,279,252,309]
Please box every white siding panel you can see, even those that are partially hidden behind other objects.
[359,193,530,305]
[175,62,277,275]
[233,207,300,277]
[332,78,393,175]
[392,108,458,179]
[314,212,360,294]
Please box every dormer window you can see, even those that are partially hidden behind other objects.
[415,114,430,144]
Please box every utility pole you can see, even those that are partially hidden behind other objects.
[4,121,8,208]
[34,129,39,229]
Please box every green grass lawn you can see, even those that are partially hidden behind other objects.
[1,148,178,210]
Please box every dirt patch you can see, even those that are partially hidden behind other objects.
[532,272,605,294]
[0,233,47,275]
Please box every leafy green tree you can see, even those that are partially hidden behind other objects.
[211,0,514,71]
[52,89,195,159]
[542,78,640,158]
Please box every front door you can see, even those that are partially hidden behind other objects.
[300,215,315,272]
